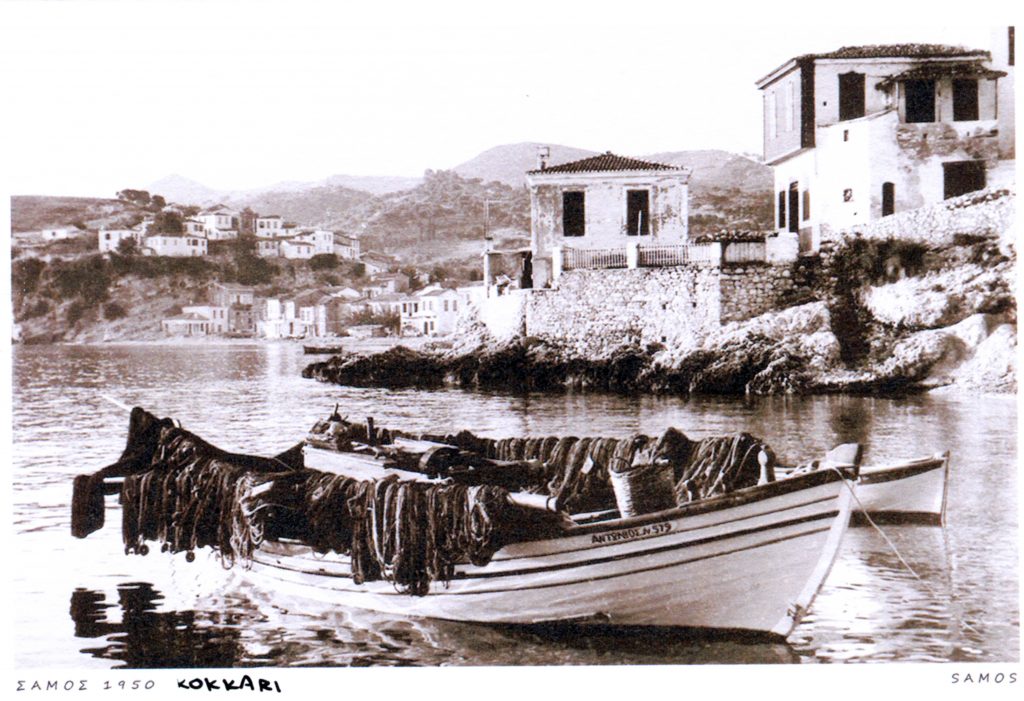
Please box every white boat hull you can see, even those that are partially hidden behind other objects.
[245,470,854,639]
[854,453,950,525]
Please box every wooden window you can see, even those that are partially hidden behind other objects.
[838,72,865,121]
[953,79,979,121]
[882,182,895,217]
[562,191,585,237]
[788,182,799,233]
[777,191,786,228]
[943,161,986,199]
[905,79,936,123]
[802,190,811,221]
[626,190,650,236]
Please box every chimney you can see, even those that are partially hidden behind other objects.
[537,145,550,171]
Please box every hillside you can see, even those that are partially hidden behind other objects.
[10,196,144,233]
[452,143,599,186]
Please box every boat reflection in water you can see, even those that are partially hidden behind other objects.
[69,581,805,666]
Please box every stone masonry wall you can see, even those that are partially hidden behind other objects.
[524,265,722,357]
[820,187,1015,247]
[719,264,797,323]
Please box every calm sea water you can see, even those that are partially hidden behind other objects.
[9,343,1019,667]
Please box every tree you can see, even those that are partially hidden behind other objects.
[309,253,339,270]
[150,211,184,234]
[150,194,167,211]
[116,189,151,207]
[116,236,138,256]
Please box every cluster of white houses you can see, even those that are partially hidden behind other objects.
[97,204,361,260]
[161,279,486,339]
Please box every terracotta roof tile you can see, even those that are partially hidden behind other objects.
[528,151,684,175]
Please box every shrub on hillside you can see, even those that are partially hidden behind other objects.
[103,301,128,320]
[310,253,339,270]
[13,257,46,296]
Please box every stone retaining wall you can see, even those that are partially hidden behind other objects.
[524,265,722,356]
[821,187,1015,247]
[719,264,797,323]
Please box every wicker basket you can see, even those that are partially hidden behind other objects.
[609,460,677,517]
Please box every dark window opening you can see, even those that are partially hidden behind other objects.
[953,79,979,121]
[562,191,585,237]
[905,79,936,123]
[943,161,986,199]
[788,182,799,233]
[838,72,865,121]
[1010,27,1015,67]
[802,190,811,221]
[626,190,650,236]
[882,182,895,217]
[777,191,786,229]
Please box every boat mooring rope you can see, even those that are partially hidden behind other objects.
[830,469,981,637]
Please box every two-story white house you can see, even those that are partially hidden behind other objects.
[196,205,240,240]
[255,215,284,238]
[98,228,146,253]
[334,233,361,260]
[295,229,335,255]
[524,151,693,289]
[755,34,1014,255]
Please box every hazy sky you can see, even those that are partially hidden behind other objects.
[0,0,1012,197]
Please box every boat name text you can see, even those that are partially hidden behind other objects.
[591,521,672,544]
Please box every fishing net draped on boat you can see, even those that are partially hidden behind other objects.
[81,408,776,596]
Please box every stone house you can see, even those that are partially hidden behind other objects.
[210,282,256,336]
[360,252,395,275]
[756,32,1014,255]
[524,151,693,288]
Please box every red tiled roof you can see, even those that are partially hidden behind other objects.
[758,44,990,86]
[811,44,988,61]
[528,151,684,175]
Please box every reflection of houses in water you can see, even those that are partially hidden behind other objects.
[69,583,244,667]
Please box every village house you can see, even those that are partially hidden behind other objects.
[400,287,461,336]
[279,238,316,259]
[98,228,145,253]
[360,252,395,275]
[255,215,283,238]
[181,305,228,334]
[161,311,214,336]
[294,229,335,255]
[210,282,256,336]
[755,31,1015,255]
[143,233,208,257]
[40,227,76,242]
[333,233,361,260]
[256,239,280,257]
[183,219,205,236]
[522,151,693,289]
[257,298,308,339]
[196,205,240,240]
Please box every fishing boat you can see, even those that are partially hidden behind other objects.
[776,452,951,526]
[303,344,344,355]
[71,407,861,640]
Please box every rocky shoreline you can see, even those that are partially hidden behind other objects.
[304,192,1017,398]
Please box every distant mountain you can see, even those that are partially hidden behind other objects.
[321,174,422,195]
[452,143,599,187]
[148,174,221,206]
[148,173,422,207]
